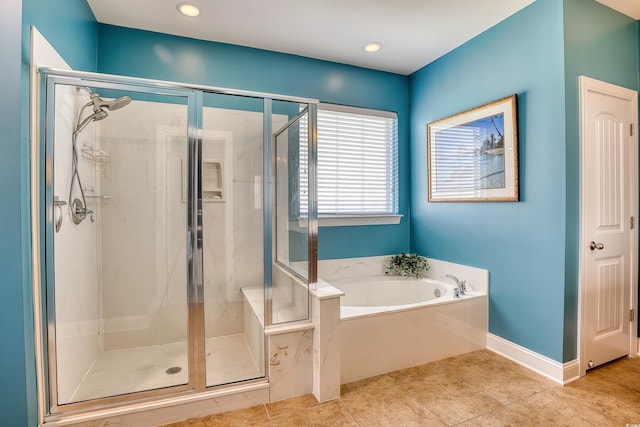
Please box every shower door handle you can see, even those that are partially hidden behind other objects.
[53,199,67,233]
[589,241,604,251]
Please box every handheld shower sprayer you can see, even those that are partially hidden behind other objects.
[68,87,132,226]
[73,87,132,135]
[73,108,108,135]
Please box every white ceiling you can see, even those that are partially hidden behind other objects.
[87,0,640,76]
[596,0,640,20]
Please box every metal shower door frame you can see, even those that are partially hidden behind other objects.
[269,104,318,301]
[37,68,319,419]
[42,73,203,414]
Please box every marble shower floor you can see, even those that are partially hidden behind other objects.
[71,334,261,403]
[164,349,640,427]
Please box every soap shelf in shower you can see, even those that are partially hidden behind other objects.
[182,158,226,203]
[202,159,225,202]
[81,143,111,163]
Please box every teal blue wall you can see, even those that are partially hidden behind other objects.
[562,0,639,353]
[23,0,98,72]
[6,0,640,423]
[2,0,99,424]
[409,0,639,363]
[97,25,411,259]
[409,0,569,362]
[1,1,30,424]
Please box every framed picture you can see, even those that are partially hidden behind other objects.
[427,94,519,202]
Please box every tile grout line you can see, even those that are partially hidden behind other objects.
[336,399,364,427]
[447,384,572,426]
[263,403,272,421]
[403,383,450,426]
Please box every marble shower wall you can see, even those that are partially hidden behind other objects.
[99,99,190,349]
[201,107,273,339]
[99,99,284,349]
[53,85,101,403]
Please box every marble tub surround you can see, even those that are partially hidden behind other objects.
[322,256,488,384]
[317,255,388,281]
[164,350,640,427]
[424,257,488,294]
[318,255,489,294]
[340,290,488,384]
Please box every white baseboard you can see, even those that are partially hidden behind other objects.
[486,333,580,385]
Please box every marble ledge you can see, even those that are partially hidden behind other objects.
[311,279,344,300]
[265,322,314,336]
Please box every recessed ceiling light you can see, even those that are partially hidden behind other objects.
[364,42,383,53]
[177,2,200,17]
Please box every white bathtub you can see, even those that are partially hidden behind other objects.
[329,273,488,384]
[335,276,468,319]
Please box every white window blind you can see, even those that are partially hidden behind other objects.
[300,104,398,217]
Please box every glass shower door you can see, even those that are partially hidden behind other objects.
[201,93,267,387]
[46,78,194,406]
[42,70,319,417]
[270,101,315,325]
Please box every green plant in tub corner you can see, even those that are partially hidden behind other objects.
[385,253,430,278]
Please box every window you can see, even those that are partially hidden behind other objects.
[300,104,399,226]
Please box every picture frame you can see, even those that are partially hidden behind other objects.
[427,94,519,202]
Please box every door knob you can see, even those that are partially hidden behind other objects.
[589,241,604,251]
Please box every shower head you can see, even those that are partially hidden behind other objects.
[72,87,132,135]
[89,92,132,111]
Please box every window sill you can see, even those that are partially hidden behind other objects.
[298,214,403,228]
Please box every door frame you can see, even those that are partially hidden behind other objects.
[578,75,639,377]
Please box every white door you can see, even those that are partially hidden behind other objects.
[580,76,637,372]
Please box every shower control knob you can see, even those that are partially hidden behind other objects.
[589,241,604,251]
[71,198,87,224]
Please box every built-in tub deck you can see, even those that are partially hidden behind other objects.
[318,256,489,385]
[241,256,489,390]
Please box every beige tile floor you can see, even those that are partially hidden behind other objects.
[164,349,640,426]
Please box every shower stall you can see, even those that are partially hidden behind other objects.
[38,69,317,416]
